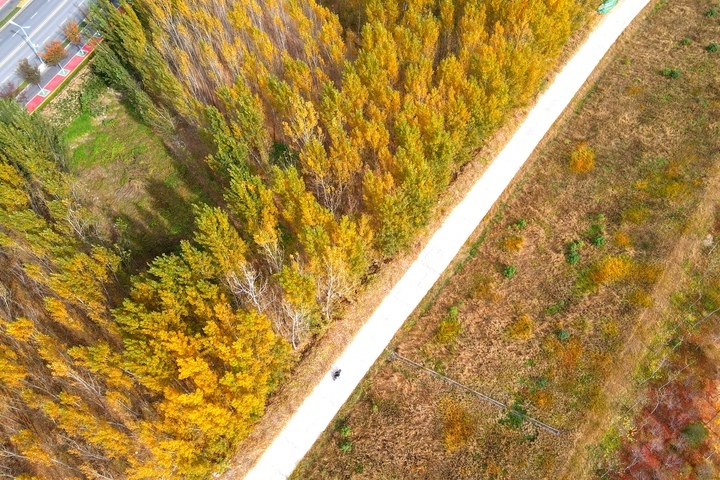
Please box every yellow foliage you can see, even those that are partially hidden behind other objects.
[532,390,553,409]
[507,314,534,340]
[635,263,663,285]
[560,337,583,372]
[569,142,595,173]
[439,398,475,451]
[613,231,632,248]
[590,256,634,285]
[629,288,653,308]
[502,235,525,253]
[622,205,650,224]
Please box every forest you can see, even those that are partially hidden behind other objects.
[0,0,594,478]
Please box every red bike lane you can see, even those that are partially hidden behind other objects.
[26,37,101,113]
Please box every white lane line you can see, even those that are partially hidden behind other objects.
[242,0,653,479]
[30,12,37,19]
[0,0,74,69]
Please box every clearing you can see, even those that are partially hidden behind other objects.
[41,70,215,269]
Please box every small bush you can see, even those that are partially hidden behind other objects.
[499,399,527,430]
[507,314,534,340]
[440,398,476,451]
[569,142,595,173]
[544,300,566,315]
[629,288,653,307]
[512,219,528,230]
[681,37,692,46]
[705,8,718,17]
[502,235,525,252]
[470,275,496,301]
[682,422,708,447]
[613,231,632,248]
[502,265,517,279]
[591,234,606,246]
[590,256,634,285]
[435,306,461,344]
[622,205,650,224]
[706,42,719,52]
[556,329,570,341]
[339,439,352,452]
[566,240,583,264]
[635,263,663,285]
[660,68,681,79]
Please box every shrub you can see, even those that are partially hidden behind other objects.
[499,399,527,430]
[507,314,534,340]
[588,220,606,246]
[557,329,570,341]
[502,235,525,252]
[590,256,634,285]
[660,67,681,79]
[566,240,583,264]
[435,306,461,344]
[681,37,692,46]
[629,288,653,307]
[339,439,352,452]
[470,275,496,301]
[705,8,718,17]
[613,231,632,248]
[502,265,517,279]
[706,42,718,52]
[544,300,566,315]
[440,398,476,450]
[512,219,528,230]
[569,142,595,173]
[682,422,708,447]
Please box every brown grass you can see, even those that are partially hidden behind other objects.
[439,398,477,451]
[292,1,720,478]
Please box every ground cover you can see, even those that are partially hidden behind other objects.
[292,0,720,478]
[40,70,214,269]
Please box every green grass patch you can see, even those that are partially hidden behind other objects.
[0,7,20,30]
[52,73,212,267]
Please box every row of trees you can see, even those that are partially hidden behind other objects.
[8,21,84,97]
[0,101,289,478]
[90,0,593,350]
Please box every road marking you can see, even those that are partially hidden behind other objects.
[31,12,37,19]
[0,0,75,70]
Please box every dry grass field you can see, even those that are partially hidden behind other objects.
[292,1,720,478]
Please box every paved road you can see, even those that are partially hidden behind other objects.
[0,0,89,91]
[238,0,652,478]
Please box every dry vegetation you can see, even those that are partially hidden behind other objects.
[292,1,720,478]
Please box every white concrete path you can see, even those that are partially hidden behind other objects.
[244,1,651,478]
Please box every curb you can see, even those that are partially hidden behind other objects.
[0,0,32,33]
